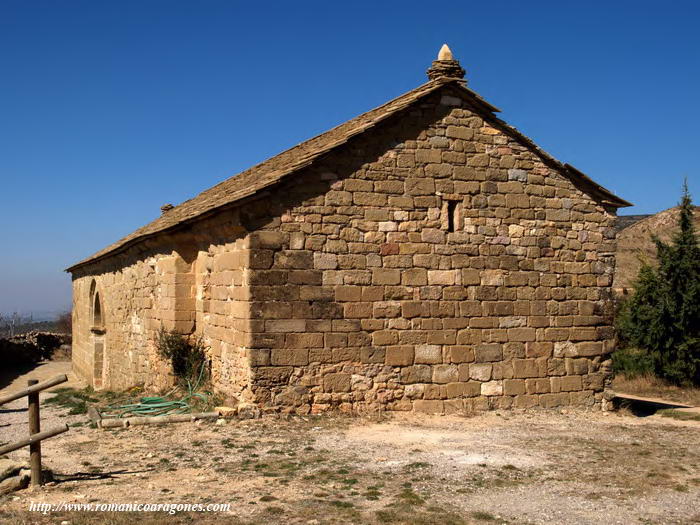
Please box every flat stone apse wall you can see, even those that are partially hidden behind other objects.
[238,88,618,414]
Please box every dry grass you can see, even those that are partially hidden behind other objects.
[2,410,698,524]
[612,374,700,406]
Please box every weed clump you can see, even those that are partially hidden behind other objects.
[155,327,209,387]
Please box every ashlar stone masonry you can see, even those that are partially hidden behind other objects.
[67,46,631,414]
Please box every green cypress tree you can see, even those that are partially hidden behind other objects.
[616,182,700,385]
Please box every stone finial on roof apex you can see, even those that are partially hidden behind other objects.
[427,43,466,82]
[437,44,453,61]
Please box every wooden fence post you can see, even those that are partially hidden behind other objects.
[0,374,69,485]
[27,379,41,486]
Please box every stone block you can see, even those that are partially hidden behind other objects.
[374,180,404,193]
[361,347,385,364]
[547,358,566,376]
[481,381,503,396]
[444,399,466,414]
[570,390,595,406]
[314,253,338,270]
[469,363,492,381]
[385,345,414,366]
[503,379,526,396]
[271,349,309,366]
[526,342,553,358]
[508,328,536,342]
[574,342,604,357]
[248,349,271,367]
[405,178,435,196]
[446,381,481,398]
[433,364,459,383]
[559,375,583,391]
[461,269,481,285]
[415,344,442,364]
[402,268,428,286]
[413,399,444,414]
[446,125,473,140]
[468,153,490,167]
[335,286,362,302]
[372,330,398,346]
[428,270,458,285]
[475,343,502,362]
[323,373,351,393]
[372,268,401,285]
[254,366,293,384]
[275,250,313,269]
[447,346,474,363]
[265,319,306,333]
[525,378,550,394]
[513,358,539,378]
[513,395,539,408]
[400,365,432,384]
[539,393,570,408]
[582,373,605,391]
[285,333,323,348]
[249,231,287,249]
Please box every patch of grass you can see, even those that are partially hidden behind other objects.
[396,487,425,506]
[364,487,382,500]
[404,461,431,471]
[470,510,498,522]
[43,387,98,415]
[376,508,468,525]
[330,500,354,509]
[658,409,700,422]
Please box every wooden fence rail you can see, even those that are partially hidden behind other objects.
[0,374,68,405]
[0,374,69,486]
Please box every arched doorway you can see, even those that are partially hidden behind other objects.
[89,281,106,389]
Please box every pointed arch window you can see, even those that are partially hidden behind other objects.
[89,281,105,333]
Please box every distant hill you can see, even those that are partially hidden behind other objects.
[614,206,700,293]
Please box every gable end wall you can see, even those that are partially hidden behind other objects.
[239,89,617,414]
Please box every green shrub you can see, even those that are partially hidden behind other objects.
[616,182,700,385]
[611,347,654,378]
[156,327,209,387]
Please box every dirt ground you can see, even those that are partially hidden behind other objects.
[1,391,699,524]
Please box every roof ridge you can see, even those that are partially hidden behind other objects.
[67,78,630,272]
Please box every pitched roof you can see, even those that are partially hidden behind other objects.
[67,78,630,272]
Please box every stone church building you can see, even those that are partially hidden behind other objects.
[67,46,631,414]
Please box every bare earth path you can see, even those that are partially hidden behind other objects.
[1,401,698,524]
[0,361,87,449]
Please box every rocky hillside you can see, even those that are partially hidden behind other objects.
[614,206,700,293]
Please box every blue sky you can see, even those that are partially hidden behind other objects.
[0,0,698,316]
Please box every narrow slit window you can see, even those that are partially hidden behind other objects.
[447,201,458,232]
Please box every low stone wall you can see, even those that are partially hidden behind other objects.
[0,331,71,367]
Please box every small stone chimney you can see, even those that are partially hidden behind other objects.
[426,44,466,82]
[160,204,174,214]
